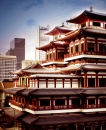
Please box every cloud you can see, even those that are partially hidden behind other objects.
[24,0,44,10]
[26,19,36,27]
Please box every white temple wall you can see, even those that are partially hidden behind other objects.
[29,78,80,88]
[48,81,54,88]
[39,81,46,88]
[72,82,78,88]
[64,79,70,88]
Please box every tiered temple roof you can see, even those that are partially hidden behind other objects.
[66,10,106,24]
[45,24,71,36]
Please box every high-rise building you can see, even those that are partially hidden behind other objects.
[35,25,50,61]
[6,38,25,69]
[0,55,17,81]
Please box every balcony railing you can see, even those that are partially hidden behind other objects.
[10,100,106,111]
[64,51,106,59]
[82,104,106,109]
[42,58,64,64]
[10,100,23,108]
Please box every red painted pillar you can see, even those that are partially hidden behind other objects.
[51,97,54,110]
[67,97,69,109]
[70,79,72,88]
[54,79,56,88]
[84,71,87,88]
[46,79,48,88]
[96,71,98,87]
[36,98,39,110]
[62,79,64,88]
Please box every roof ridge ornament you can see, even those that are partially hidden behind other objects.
[62,22,64,27]
[90,6,93,12]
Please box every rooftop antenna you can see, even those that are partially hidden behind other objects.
[90,6,93,12]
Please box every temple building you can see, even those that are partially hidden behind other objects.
[2,8,106,130]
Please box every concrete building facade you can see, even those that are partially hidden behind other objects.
[0,55,17,81]
[6,38,25,69]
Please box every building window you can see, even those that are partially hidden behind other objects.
[81,44,83,51]
[55,99,65,106]
[50,53,52,59]
[75,45,78,52]
[88,78,95,87]
[46,54,48,60]
[100,98,106,104]
[88,99,95,105]
[53,52,55,58]
[29,99,32,105]
[40,99,50,106]
[58,52,64,59]
[93,22,100,27]
[99,78,106,87]
[71,47,73,53]
[71,99,80,105]
[88,43,94,51]
[81,78,84,87]
[99,44,106,53]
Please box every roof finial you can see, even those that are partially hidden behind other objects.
[90,6,93,12]
[62,22,64,27]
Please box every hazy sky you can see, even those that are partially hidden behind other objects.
[0,0,106,60]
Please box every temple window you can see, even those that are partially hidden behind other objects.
[93,22,101,27]
[40,99,50,106]
[70,47,73,53]
[53,52,55,58]
[71,99,80,105]
[88,43,94,51]
[99,44,106,53]
[88,99,95,105]
[50,53,52,59]
[88,78,95,87]
[58,52,64,59]
[46,54,48,60]
[33,100,36,105]
[99,78,106,87]
[29,99,32,105]
[81,78,84,87]
[81,44,83,51]
[75,45,78,52]
[55,99,65,106]
[100,98,106,104]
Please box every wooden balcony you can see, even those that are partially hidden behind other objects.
[10,100,106,111]
[15,85,30,87]
[10,100,23,108]
[82,104,106,109]
[42,58,64,64]
[64,51,106,59]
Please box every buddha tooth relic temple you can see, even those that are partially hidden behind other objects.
[2,8,106,130]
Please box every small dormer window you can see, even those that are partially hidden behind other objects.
[93,22,100,27]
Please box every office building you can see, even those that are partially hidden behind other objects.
[6,38,25,69]
[36,25,50,61]
[0,55,17,81]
